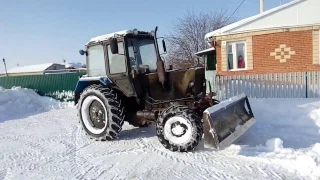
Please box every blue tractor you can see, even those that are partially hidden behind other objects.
[74,27,256,152]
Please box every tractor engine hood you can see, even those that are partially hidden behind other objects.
[146,67,206,101]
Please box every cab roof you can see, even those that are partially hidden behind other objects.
[86,29,152,45]
[86,30,132,45]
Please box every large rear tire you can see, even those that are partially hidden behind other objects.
[156,105,203,152]
[78,84,125,141]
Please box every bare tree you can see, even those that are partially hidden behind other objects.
[165,9,237,69]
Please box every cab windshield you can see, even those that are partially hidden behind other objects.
[127,38,158,72]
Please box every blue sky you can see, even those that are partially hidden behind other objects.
[0,0,291,72]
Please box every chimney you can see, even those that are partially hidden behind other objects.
[260,0,264,13]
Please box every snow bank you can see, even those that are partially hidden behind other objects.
[229,98,320,179]
[256,139,320,178]
[0,86,73,122]
[237,98,320,148]
[265,138,283,152]
[309,108,320,129]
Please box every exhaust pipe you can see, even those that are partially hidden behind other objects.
[153,26,167,88]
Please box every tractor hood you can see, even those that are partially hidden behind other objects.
[146,66,206,101]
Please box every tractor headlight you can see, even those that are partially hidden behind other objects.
[133,29,138,35]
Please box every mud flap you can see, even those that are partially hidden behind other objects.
[203,93,255,150]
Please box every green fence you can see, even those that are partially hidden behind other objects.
[0,72,86,101]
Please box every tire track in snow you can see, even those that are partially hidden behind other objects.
[151,148,242,180]
[0,169,7,180]
[150,148,295,180]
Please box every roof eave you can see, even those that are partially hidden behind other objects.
[204,0,306,40]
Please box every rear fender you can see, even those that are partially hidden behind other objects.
[74,76,113,105]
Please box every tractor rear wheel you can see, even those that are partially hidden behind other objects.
[78,84,125,141]
[156,105,203,152]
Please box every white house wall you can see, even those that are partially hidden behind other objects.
[226,0,320,34]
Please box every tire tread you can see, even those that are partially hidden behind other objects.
[156,105,203,152]
[78,84,125,141]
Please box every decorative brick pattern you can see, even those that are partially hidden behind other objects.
[270,44,296,63]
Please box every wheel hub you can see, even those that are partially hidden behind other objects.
[171,121,188,137]
[89,100,106,129]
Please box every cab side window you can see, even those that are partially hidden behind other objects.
[107,42,127,74]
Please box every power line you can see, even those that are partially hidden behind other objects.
[225,0,247,23]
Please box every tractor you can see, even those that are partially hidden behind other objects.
[74,27,255,152]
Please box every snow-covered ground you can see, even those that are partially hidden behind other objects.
[0,87,319,180]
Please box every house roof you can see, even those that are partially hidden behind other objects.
[205,0,314,39]
[5,63,56,74]
[195,47,215,56]
[64,62,86,69]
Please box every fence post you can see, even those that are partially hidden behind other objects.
[305,72,308,98]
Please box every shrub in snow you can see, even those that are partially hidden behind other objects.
[45,90,74,102]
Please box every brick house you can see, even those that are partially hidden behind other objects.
[203,0,320,76]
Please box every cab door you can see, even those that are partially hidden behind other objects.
[105,41,136,97]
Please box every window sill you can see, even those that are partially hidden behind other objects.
[227,68,248,72]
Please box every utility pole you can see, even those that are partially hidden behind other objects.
[2,58,8,76]
[260,0,265,13]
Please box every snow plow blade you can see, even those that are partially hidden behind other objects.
[203,93,255,150]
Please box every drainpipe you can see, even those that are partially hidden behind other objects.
[260,0,264,13]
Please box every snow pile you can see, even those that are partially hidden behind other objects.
[256,139,320,178]
[309,108,320,130]
[265,138,283,152]
[0,86,73,121]
[230,98,320,179]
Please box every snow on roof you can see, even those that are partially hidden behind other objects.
[195,47,215,56]
[86,30,133,45]
[65,62,86,69]
[6,63,55,74]
[205,0,306,39]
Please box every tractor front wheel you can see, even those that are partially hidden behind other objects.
[78,84,125,141]
[156,105,203,152]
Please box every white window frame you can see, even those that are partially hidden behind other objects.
[226,40,247,71]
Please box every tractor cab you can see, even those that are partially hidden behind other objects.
[79,28,168,99]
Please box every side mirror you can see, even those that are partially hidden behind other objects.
[162,39,167,53]
[109,38,118,54]
[79,49,86,56]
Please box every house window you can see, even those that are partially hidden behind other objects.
[226,41,247,70]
